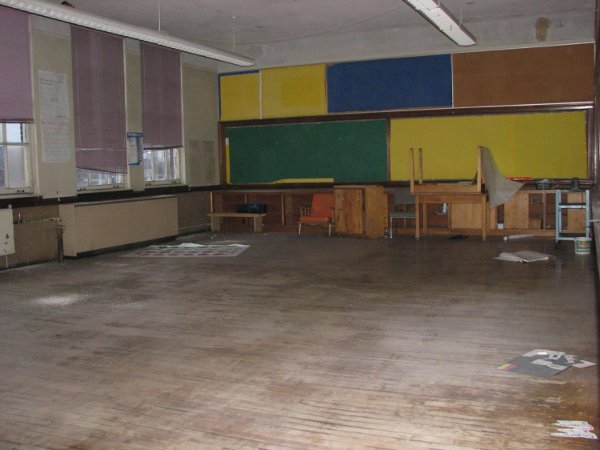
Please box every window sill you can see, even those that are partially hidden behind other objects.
[143,183,190,195]
[0,191,36,199]
[144,180,183,187]
[77,186,130,194]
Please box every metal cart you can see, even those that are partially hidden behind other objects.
[554,188,590,245]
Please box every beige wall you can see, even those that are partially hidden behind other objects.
[177,191,212,233]
[182,62,220,187]
[124,40,146,191]
[31,18,77,199]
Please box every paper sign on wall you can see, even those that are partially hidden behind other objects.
[127,132,143,165]
[39,70,71,163]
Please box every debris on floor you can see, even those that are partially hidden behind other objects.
[448,234,468,240]
[495,250,554,263]
[123,243,250,258]
[503,234,535,241]
[551,421,597,440]
[498,349,595,377]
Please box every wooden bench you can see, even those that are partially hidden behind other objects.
[207,212,267,233]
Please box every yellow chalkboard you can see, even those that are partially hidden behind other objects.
[220,72,260,121]
[390,111,587,180]
[262,65,327,118]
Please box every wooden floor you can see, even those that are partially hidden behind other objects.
[0,233,598,449]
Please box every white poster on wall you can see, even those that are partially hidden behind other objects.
[39,70,71,163]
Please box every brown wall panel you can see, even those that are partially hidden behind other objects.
[5,206,60,268]
[453,44,594,107]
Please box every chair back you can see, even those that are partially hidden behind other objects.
[311,193,335,218]
[393,188,415,206]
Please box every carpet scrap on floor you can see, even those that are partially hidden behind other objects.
[123,243,249,258]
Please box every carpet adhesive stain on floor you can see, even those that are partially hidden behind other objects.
[31,294,85,307]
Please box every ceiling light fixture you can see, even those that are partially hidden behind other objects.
[0,0,255,66]
[404,0,476,46]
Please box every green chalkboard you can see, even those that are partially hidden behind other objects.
[226,120,388,184]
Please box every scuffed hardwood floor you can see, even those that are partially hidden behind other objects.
[0,233,598,449]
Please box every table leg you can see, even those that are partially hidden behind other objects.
[211,216,221,232]
[482,197,487,241]
[254,216,263,232]
[415,197,420,240]
[541,190,546,230]
[422,203,428,236]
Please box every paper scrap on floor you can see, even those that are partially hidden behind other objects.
[495,250,554,263]
[498,349,596,377]
[552,421,597,440]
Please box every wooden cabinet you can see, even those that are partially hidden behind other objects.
[450,203,497,230]
[364,186,388,238]
[566,191,587,231]
[335,187,363,235]
[433,189,559,237]
[334,186,387,238]
[503,193,531,229]
[500,189,554,234]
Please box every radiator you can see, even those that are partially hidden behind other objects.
[59,195,178,256]
[0,209,15,256]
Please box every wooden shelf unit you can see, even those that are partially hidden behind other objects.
[385,188,568,237]
[211,187,579,238]
[211,187,387,238]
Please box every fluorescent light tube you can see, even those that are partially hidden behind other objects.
[0,0,255,66]
[404,0,476,46]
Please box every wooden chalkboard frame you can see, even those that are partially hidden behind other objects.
[219,102,595,186]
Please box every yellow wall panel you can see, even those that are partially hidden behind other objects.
[390,112,587,180]
[262,65,327,118]
[220,72,260,121]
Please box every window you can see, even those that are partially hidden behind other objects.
[141,43,183,185]
[76,169,125,189]
[72,26,127,190]
[143,148,181,184]
[0,7,34,195]
[0,123,33,193]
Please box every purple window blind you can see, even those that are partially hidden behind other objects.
[72,26,127,173]
[0,6,33,122]
[141,43,182,149]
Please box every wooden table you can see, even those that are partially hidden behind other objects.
[207,212,267,232]
[415,192,488,241]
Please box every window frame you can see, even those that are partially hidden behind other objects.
[0,122,34,196]
[76,168,127,191]
[143,147,183,186]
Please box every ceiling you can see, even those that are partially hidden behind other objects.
[44,0,595,67]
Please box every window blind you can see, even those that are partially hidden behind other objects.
[141,43,182,150]
[0,6,33,122]
[72,26,127,173]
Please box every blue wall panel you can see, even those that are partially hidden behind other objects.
[327,55,452,112]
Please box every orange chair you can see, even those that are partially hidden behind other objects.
[298,193,335,236]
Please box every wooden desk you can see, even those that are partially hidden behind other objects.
[415,192,488,241]
[207,212,266,232]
